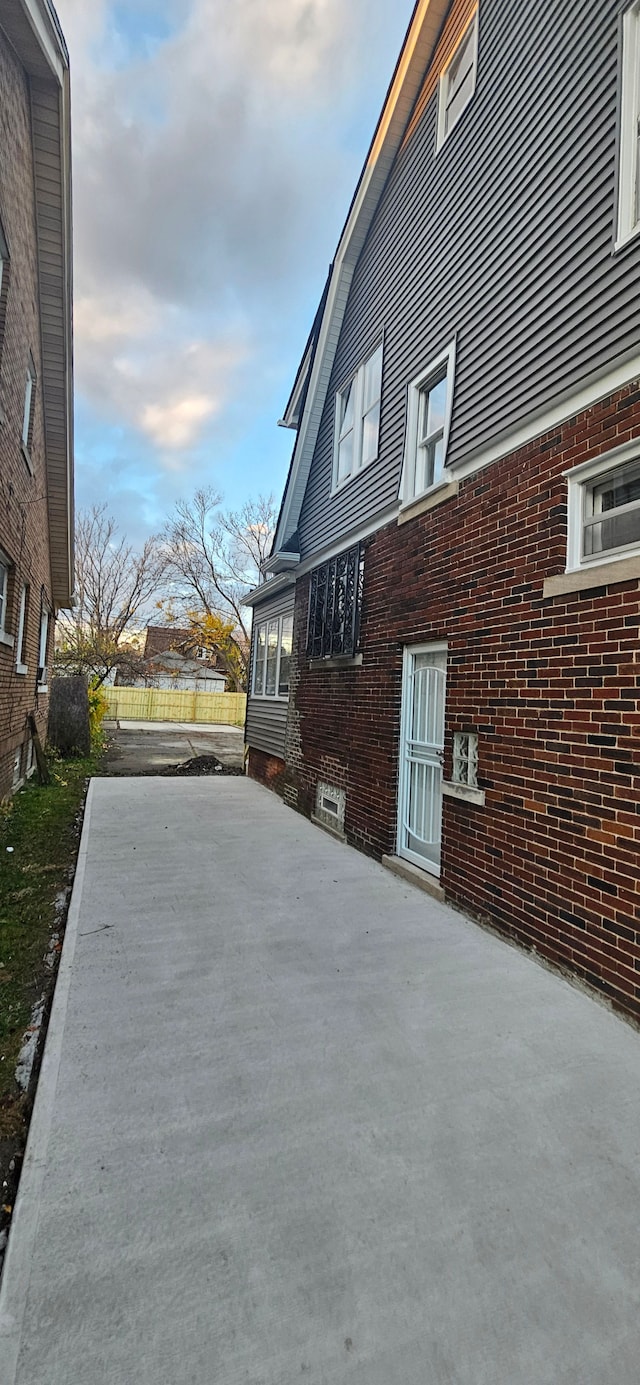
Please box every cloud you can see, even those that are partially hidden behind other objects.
[55,0,415,524]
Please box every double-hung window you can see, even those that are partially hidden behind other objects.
[37,606,49,688]
[22,354,36,464]
[0,552,10,644]
[333,342,383,491]
[400,342,456,506]
[617,1,640,247]
[566,452,640,569]
[252,613,293,697]
[16,583,28,672]
[307,543,364,660]
[437,10,479,150]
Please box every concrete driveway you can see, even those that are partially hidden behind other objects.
[1,778,639,1385]
[103,719,244,773]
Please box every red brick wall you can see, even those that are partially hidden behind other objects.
[0,32,52,797]
[285,383,640,1023]
[248,747,287,794]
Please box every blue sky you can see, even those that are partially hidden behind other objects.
[55,0,416,546]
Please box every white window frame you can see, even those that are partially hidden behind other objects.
[565,444,640,571]
[22,355,36,451]
[332,340,383,495]
[617,1,640,249]
[16,582,28,673]
[37,606,49,689]
[251,612,293,699]
[399,340,456,508]
[0,550,13,648]
[436,9,479,152]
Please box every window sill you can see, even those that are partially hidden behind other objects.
[249,693,289,702]
[0,629,15,648]
[397,479,459,525]
[543,553,640,598]
[442,781,486,806]
[330,459,377,499]
[614,223,640,254]
[308,653,363,671]
[16,662,28,675]
[21,441,34,475]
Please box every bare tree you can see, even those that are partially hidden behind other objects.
[56,506,167,686]
[161,489,277,684]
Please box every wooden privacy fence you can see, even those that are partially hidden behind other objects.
[102,687,247,727]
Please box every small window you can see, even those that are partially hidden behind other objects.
[16,582,28,671]
[22,356,36,451]
[307,543,364,660]
[453,732,479,788]
[37,607,49,687]
[400,342,456,506]
[565,451,640,570]
[437,10,479,150]
[252,612,293,698]
[333,342,383,491]
[617,1,640,247]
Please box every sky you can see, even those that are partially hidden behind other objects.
[54,0,416,548]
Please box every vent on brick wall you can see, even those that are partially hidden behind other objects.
[314,781,346,835]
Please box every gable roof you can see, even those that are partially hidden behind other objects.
[270,0,451,561]
[0,0,74,608]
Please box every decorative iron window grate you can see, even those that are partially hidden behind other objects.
[306,544,364,659]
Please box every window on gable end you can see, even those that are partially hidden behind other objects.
[617,1,640,247]
[436,10,479,150]
[400,342,456,507]
[333,342,383,492]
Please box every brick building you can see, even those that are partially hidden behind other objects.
[245,0,640,1024]
[0,0,73,797]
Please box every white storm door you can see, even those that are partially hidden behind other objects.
[398,644,447,876]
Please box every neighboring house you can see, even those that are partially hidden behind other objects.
[115,625,226,692]
[0,0,73,798]
[246,0,640,1024]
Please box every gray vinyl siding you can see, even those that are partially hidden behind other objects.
[297,0,640,559]
[245,585,294,758]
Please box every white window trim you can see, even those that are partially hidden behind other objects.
[15,582,28,673]
[399,340,456,508]
[616,2,640,250]
[436,9,479,153]
[251,612,293,699]
[331,340,383,497]
[37,606,49,689]
[22,357,35,448]
[564,443,640,572]
[0,550,14,648]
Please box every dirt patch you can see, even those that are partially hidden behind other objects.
[161,755,243,777]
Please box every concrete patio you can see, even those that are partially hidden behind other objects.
[1,777,639,1384]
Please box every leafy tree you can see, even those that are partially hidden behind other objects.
[161,489,277,688]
